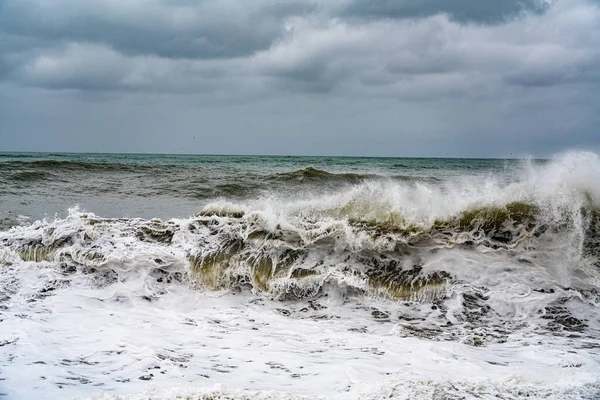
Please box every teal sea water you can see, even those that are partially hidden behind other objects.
[0,152,531,224]
[1,151,600,399]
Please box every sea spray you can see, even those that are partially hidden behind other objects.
[1,151,600,399]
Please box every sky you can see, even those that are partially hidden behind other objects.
[0,0,599,158]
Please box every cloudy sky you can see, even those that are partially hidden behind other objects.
[1,0,599,157]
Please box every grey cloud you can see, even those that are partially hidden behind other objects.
[504,69,576,87]
[15,43,265,94]
[0,0,599,157]
[2,83,596,157]
[0,34,47,79]
[2,0,599,98]
[0,0,315,60]
[340,0,550,23]
[250,4,600,97]
[503,56,600,87]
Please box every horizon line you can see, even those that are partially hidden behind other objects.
[0,150,538,161]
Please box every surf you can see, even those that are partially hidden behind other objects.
[1,150,600,399]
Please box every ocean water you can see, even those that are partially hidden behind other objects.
[1,151,600,399]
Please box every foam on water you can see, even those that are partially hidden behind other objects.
[1,151,600,399]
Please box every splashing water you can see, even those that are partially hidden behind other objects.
[1,151,600,399]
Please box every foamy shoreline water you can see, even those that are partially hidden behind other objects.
[2,151,600,399]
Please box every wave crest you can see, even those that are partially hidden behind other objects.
[3,197,599,304]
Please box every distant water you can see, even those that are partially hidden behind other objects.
[1,151,600,399]
[0,152,524,223]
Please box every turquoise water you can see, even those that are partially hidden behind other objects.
[0,152,528,172]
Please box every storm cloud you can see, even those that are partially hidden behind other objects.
[0,0,599,157]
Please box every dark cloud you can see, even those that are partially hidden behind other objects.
[0,0,316,60]
[1,0,598,96]
[0,0,599,157]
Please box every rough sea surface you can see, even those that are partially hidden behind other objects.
[1,151,600,399]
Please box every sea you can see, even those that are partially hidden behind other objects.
[1,151,600,399]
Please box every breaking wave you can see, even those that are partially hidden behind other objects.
[2,198,598,300]
[1,152,600,341]
[2,151,600,398]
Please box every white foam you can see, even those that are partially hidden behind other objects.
[1,151,600,399]
[2,277,599,400]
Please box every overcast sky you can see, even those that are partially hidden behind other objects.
[1,0,599,157]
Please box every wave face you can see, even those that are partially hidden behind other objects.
[1,151,600,399]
